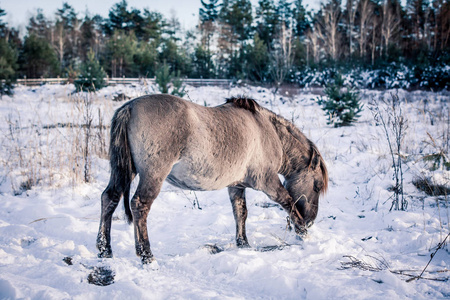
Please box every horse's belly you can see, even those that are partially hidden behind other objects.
[166,161,241,191]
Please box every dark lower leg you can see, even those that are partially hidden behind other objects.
[97,187,121,258]
[228,187,250,247]
[131,193,154,264]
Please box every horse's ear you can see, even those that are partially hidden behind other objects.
[309,146,320,170]
[311,155,319,170]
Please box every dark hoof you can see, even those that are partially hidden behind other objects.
[237,242,251,249]
[97,250,113,258]
[62,256,73,265]
[141,255,155,265]
[236,238,250,248]
[87,266,115,286]
[204,244,224,254]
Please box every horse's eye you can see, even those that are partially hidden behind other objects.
[313,179,323,193]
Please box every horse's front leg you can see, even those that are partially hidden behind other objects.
[97,184,122,258]
[228,186,250,248]
[260,174,307,236]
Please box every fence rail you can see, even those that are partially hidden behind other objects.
[14,77,233,87]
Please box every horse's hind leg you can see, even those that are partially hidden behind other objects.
[130,175,164,264]
[97,182,123,258]
[228,187,250,248]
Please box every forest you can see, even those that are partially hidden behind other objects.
[0,0,449,94]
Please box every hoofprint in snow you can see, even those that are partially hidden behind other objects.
[0,84,448,299]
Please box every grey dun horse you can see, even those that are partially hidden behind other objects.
[97,94,328,263]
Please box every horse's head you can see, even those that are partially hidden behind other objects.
[284,146,328,232]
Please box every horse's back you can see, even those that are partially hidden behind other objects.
[125,94,283,191]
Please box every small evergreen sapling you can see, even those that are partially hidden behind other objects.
[155,62,171,94]
[171,71,186,97]
[75,51,106,92]
[155,63,186,97]
[317,74,363,127]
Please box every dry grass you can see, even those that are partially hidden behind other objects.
[1,91,109,194]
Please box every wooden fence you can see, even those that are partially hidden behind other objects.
[14,77,233,87]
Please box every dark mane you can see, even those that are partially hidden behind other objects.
[270,113,328,196]
[308,142,329,195]
[226,97,260,114]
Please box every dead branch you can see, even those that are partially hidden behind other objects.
[339,255,389,272]
[340,234,450,282]
[406,232,450,282]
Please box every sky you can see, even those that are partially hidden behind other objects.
[1,0,322,32]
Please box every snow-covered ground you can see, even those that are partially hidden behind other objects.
[0,84,449,299]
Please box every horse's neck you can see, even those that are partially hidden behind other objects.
[269,113,310,177]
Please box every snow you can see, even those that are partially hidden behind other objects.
[0,83,449,299]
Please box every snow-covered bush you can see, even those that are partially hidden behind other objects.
[415,64,450,90]
[295,63,449,90]
[295,67,337,87]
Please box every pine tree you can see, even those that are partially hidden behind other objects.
[19,33,59,78]
[0,7,6,37]
[54,3,80,72]
[105,30,137,77]
[200,0,220,22]
[26,9,52,40]
[255,0,278,48]
[133,41,158,77]
[128,8,145,40]
[317,74,363,127]
[219,0,253,44]
[141,9,163,42]
[293,0,310,38]
[199,0,219,56]
[79,14,97,62]
[75,50,106,92]
[171,70,186,97]
[155,62,171,93]
[245,33,269,81]
[0,37,18,96]
[193,44,214,78]
[105,0,131,35]
[0,6,18,95]
[406,0,430,49]
[159,39,181,74]
[276,0,293,27]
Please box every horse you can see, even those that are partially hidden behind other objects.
[96,94,328,264]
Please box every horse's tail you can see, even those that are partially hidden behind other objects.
[109,103,135,224]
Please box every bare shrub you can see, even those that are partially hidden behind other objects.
[77,93,93,183]
[1,91,109,193]
[369,93,408,211]
[72,92,109,183]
